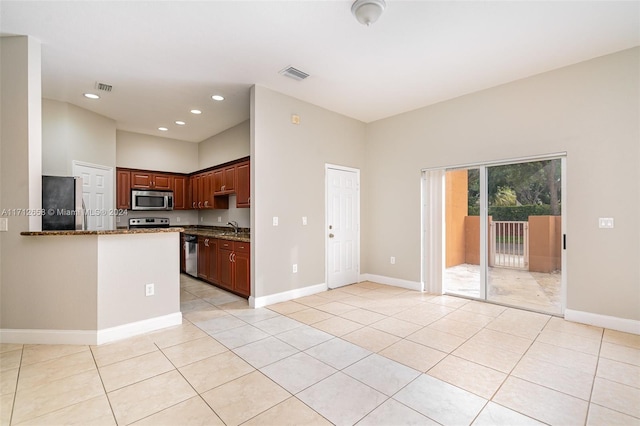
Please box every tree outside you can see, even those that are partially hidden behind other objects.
[467,159,561,220]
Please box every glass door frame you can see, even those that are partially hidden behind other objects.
[421,153,567,315]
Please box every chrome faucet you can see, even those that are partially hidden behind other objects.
[227,221,239,234]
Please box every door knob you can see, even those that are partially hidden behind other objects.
[329,233,334,238]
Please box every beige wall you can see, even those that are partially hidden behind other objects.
[198,120,250,170]
[97,233,180,329]
[42,99,116,176]
[116,130,198,174]
[252,86,366,298]
[364,47,640,321]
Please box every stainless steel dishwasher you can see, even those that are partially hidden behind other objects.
[184,235,198,278]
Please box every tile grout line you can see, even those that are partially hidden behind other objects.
[7,345,24,426]
[88,345,118,426]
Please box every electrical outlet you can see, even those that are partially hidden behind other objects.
[116,216,121,223]
[145,283,155,296]
[302,216,307,225]
[176,216,181,223]
[0,218,7,232]
[218,216,222,223]
[390,257,396,264]
[200,217,204,223]
[292,264,298,273]
[273,217,279,226]
[598,218,614,229]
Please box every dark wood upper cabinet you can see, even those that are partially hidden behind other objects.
[116,169,131,209]
[236,161,250,208]
[173,175,188,210]
[117,158,248,211]
[131,171,173,190]
[214,165,236,195]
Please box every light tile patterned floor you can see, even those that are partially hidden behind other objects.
[1,275,639,425]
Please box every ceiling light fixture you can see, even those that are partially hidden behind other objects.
[351,0,386,26]
[158,127,168,132]
[211,95,224,101]
[83,93,100,99]
[190,109,202,115]
[175,120,186,126]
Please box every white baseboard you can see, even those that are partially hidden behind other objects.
[360,273,422,292]
[250,282,328,308]
[96,312,183,345]
[564,309,640,335]
[0,312,183,346]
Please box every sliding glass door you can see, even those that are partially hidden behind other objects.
[437,156,565,315]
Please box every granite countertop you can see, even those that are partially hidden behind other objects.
[21,227,184,236]
[181,226,250,243]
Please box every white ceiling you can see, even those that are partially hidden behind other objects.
[2,1,638,143]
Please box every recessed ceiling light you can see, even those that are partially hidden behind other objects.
[211,95,224,101]
[190,109,202,114]
[175,120,186,126]
[83,93,100,99]
[158,127,168,131]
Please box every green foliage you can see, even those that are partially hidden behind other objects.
[467,159,561,215]
[468,204,558,221]
[491,186,517,206]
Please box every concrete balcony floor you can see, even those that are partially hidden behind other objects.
[444,263,562,315]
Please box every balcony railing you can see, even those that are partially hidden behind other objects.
[490,221,529,269]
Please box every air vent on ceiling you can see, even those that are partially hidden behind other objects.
[279,66,309,81]
[94,82,113,92]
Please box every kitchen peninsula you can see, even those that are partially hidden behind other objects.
[9,227,184,345]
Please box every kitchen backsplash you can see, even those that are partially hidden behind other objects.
[122,194,250,228]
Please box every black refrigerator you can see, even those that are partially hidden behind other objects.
[42,176,86,231]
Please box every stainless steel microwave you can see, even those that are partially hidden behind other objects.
[131,190,174,211]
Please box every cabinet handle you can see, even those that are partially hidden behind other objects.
[229,252,233,262]
[192,201,196,208]
[232,253,236,262]
[198,202,202,208]
[205,238,209,247]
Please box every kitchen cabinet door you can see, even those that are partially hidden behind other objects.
[131,172,152,189]
[202,171,214,209]
[116,169,131,209]
[233,242,250,296]
[236,161,250,208]
[218,245,234,291]
[206,238,219,284]
[173,175,188,210]
[131,171,173,190]
[197,237,208,280]
[213,165,236,195]
[223,165,236,192]
[153,173,172,190]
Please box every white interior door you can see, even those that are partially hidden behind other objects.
[326,165,360,289]
[73,161,114,231]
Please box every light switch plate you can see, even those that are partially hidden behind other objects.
[0,218,7,232]
[598,218,614,229]
[302,216,307,226]
[273,217,279,226]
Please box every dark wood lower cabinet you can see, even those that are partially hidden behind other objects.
[217,239,250,297]
[194,236,249,297]
[197,236,218,284]
[218,242,234,291]
[233,243,251,296]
